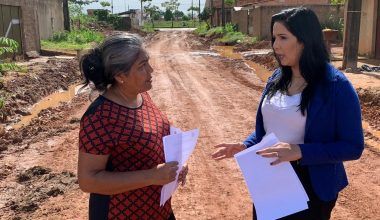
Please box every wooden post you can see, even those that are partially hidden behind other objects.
[222,0,225,27]
[210,0,214,26]
[63,0,70,31]
[342,0,362,70]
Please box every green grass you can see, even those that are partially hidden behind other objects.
[41,29,104,52]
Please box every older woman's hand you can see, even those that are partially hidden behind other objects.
[177,164,188,186]
[256,142,302,165]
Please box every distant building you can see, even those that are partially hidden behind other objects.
[118,9,142,29]
[0,0,64,55]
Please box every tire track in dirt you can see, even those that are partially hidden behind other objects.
[148,31,265,219]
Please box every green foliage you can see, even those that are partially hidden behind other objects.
[164,9,174,21]
[330,0,345,5]
[224,0,235,6]
[199,7,211,24]
[107,14,123,29]
[173,10,184,20]
[0,37,18,55]
[94,9,109,21]
[42,29,104,51]
[0,37,21,73]
[224,23,237,33]
[100,1,111,7]
[320,14,344,40]
[205,26,224,37]
[219,31,245,44]
[49,29,103,44]
[194,23,210,36]
[182,15,190,21]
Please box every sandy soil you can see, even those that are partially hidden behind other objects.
[0,30,379,220]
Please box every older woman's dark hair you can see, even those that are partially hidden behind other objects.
[268,7,330,115]
[80,33,143,91]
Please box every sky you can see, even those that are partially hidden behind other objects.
[83,0,206,14]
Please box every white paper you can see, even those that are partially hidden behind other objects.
[234,133,309,220]
[160,127,199,206]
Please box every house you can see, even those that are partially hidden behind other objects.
[205,0,343,40]
[118,9,142,30]
[0,0,64,56]
[357,0,380,58]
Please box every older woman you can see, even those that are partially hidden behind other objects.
[77,33,187,220]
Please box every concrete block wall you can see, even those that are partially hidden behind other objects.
[252,4,345,40]
[37,0,64,40]
[0,0,40,53]
[358,0,378,57]
[0,0,64,54]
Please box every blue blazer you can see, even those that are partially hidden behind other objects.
[243,64,364,201]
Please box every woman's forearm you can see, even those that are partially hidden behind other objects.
[79,168,156,195]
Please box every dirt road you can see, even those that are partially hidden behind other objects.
[0,30,379,220]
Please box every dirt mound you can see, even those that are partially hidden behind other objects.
[4,166,76,217]
[247,53,278,71]
[357,88,380,129]
[233,41,272,52]
[0,95,87,154]
[187,33,214,50]
[1,58,81,124]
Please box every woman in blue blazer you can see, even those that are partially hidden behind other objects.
[212,7,364,220]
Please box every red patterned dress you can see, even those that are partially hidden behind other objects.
[79,92,172,220]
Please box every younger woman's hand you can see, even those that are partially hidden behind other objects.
[256,142,302,165]
[212,143,246,160]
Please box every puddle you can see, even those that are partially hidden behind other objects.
[241,49,272,58]
[245,61,273,82]
[190,51,220,57]
[13,84,82,129]
[212,46,243,60]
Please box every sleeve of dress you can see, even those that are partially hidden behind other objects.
[79,112,116,155]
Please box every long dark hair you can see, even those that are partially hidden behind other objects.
[268,7,330,115]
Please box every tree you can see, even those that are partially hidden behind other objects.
[173,10,184,21]
[144,3,160,27]
[100,1,111,8]
[69,0,98,29]
[164,9,173,21]
[188,6,199,21]
[161,0,180,28]
[199,7,211,28]
[140,0,152,26]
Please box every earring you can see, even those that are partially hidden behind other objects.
[121,81,124,83]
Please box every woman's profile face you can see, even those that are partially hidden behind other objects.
[121,50,154,93]
[272,22,304,69]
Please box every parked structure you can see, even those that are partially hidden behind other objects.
[0,0,64,55]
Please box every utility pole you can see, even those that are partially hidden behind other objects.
[210,0,214,27]
[111,0,114,14]
[342,0,362,70]
[221,0,225,27]
[198,0,201,23]
[63,0,70,31]
[191,0,194,27]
